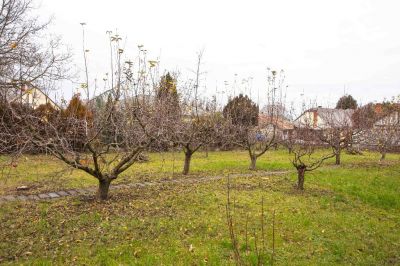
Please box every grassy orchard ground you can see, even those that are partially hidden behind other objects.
[0,150,399,265]
[0,150,293,196]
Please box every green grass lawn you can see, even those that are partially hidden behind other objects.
[0,150,399,265]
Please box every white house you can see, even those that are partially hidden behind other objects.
[294,107,354,130]
[374,110,400,128]
[12,85,60,110]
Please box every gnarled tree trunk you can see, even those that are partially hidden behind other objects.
[182,151,192,175]
[297,167,306,190]
[249,155,257,170]
[380,151,386,161]
[335,147,341,165]
[98,178,112,200]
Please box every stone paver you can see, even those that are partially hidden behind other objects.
[48,192,60,198]
[66,190,78,195]
[17,195,28,201]
[57,191,69,196]
[27,195,39,200]
[75,189,90,195]
[4,195,16,201]
[38,193,50,199]
[0,170,290,203]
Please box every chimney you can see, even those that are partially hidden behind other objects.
[374,104,382,114]
[313,110,318,128]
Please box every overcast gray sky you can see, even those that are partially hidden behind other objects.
[40,0,400,108]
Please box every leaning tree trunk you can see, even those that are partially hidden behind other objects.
[98,178,112,200]
[182,151,192,175]
[297,167,306,190]
[249,155,257,171]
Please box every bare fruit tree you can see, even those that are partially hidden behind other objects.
[363,101,400,160]
[224,69,286,170]
[352,100,400,160]
[289,135,335,190]
[171,51,225,175]
[313,108,354,165]
[289,112,335,190]
[4,31,174,200]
